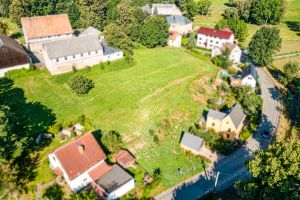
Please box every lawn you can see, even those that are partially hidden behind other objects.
[273,55,300,73]
[9,48,218,197]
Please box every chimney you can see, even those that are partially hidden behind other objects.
[76,143,85,154]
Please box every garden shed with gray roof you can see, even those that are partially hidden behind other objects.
[180,132,204,154]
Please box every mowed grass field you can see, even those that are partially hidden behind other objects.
[10,48,218,195]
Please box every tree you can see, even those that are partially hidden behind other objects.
[153,167,162,181]
[9,0,30,25]
[215,16,248,42]
[250,0,285,25]
[43,184,65,200]
[103,23,134,59]
[0,0,11,17]
[55,0,82,28]
[70,190,97,200]
[212,46,233,69]
[248,27,281,66]
[241,93,262,116]
[101,130,123,153]
[0,20,8,34]
[197,0,212,16]
[283,61,300,84]
[68,75,94,95]
[185,1,198,20]
[0,105,26,163]
[140,15,169,48]
[78,0,108,30]
[235,140,300,200]
[229,0,252,22]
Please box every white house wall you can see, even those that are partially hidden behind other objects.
[49,153,106,192]
[0,63,30,77]
[107,179,135,200]
[242,75,256,88]
[197,34,234,49]
[43,49,123,75]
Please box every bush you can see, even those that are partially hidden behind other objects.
[68,75,94,95]
[101,130,123,153]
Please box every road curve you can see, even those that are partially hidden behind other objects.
[154,68,281,200]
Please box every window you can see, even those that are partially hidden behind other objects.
[216,41,219,44]
[88,51,91,56]
[64,57,67,60]
[228,128,231,132]
[81,53,83,57]
[73,55,75,59]
[210,40,213,43]
[212,123,215,126]
[56,58,59,62]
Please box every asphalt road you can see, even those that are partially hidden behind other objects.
[155,68,281,200]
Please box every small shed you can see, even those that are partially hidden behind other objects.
[180,132,204,155]
[112,150,137,169]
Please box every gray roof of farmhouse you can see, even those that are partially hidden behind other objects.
[95,165,133,193]
[180,132,204,152]
[43,35,102,59]
[228,103,245,129]
[101,41,122,56]
[81,26,101,36]
[242,64,257,79]
[166,15,191,25]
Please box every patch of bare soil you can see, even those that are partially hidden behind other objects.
[190,74,214,104]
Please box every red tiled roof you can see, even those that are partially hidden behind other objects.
[198,27,233,39]
[88,162,112,181]
[53,132,106,180]
[112,150,135,168]
[21,14,73,40]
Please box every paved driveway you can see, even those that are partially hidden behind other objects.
[155,68,281,200]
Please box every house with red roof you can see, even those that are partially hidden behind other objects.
[48,132,135,199]
[196,27,235,49]
[168,31,182,48]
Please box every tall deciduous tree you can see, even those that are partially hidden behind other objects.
[250,0,285,25]
[283,61,300,84]
[215,15,248,42]
[0,0,10,17]
[0,20,8,34]
[101,130,123,153]
[9,0,30,25]
[248,27,281,66]
[140,15,169,48]
[197,0,212,16]
[103,23,134,59]
[0,105,26,162]
[235,140,300,200]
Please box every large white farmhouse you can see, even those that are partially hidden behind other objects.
[21,14,73,51]
[197,27,235,49]
[42,34,123,75]
[48,133,135,199]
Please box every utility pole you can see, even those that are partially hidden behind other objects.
[214,172,220,192]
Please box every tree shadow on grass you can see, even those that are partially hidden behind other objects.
[284,21,300,36]
[0,77,56,189]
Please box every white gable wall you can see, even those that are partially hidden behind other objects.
[107,179,135,200]
[242,75,256,88]
[0,63,30,77]
[197,34,234,49]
